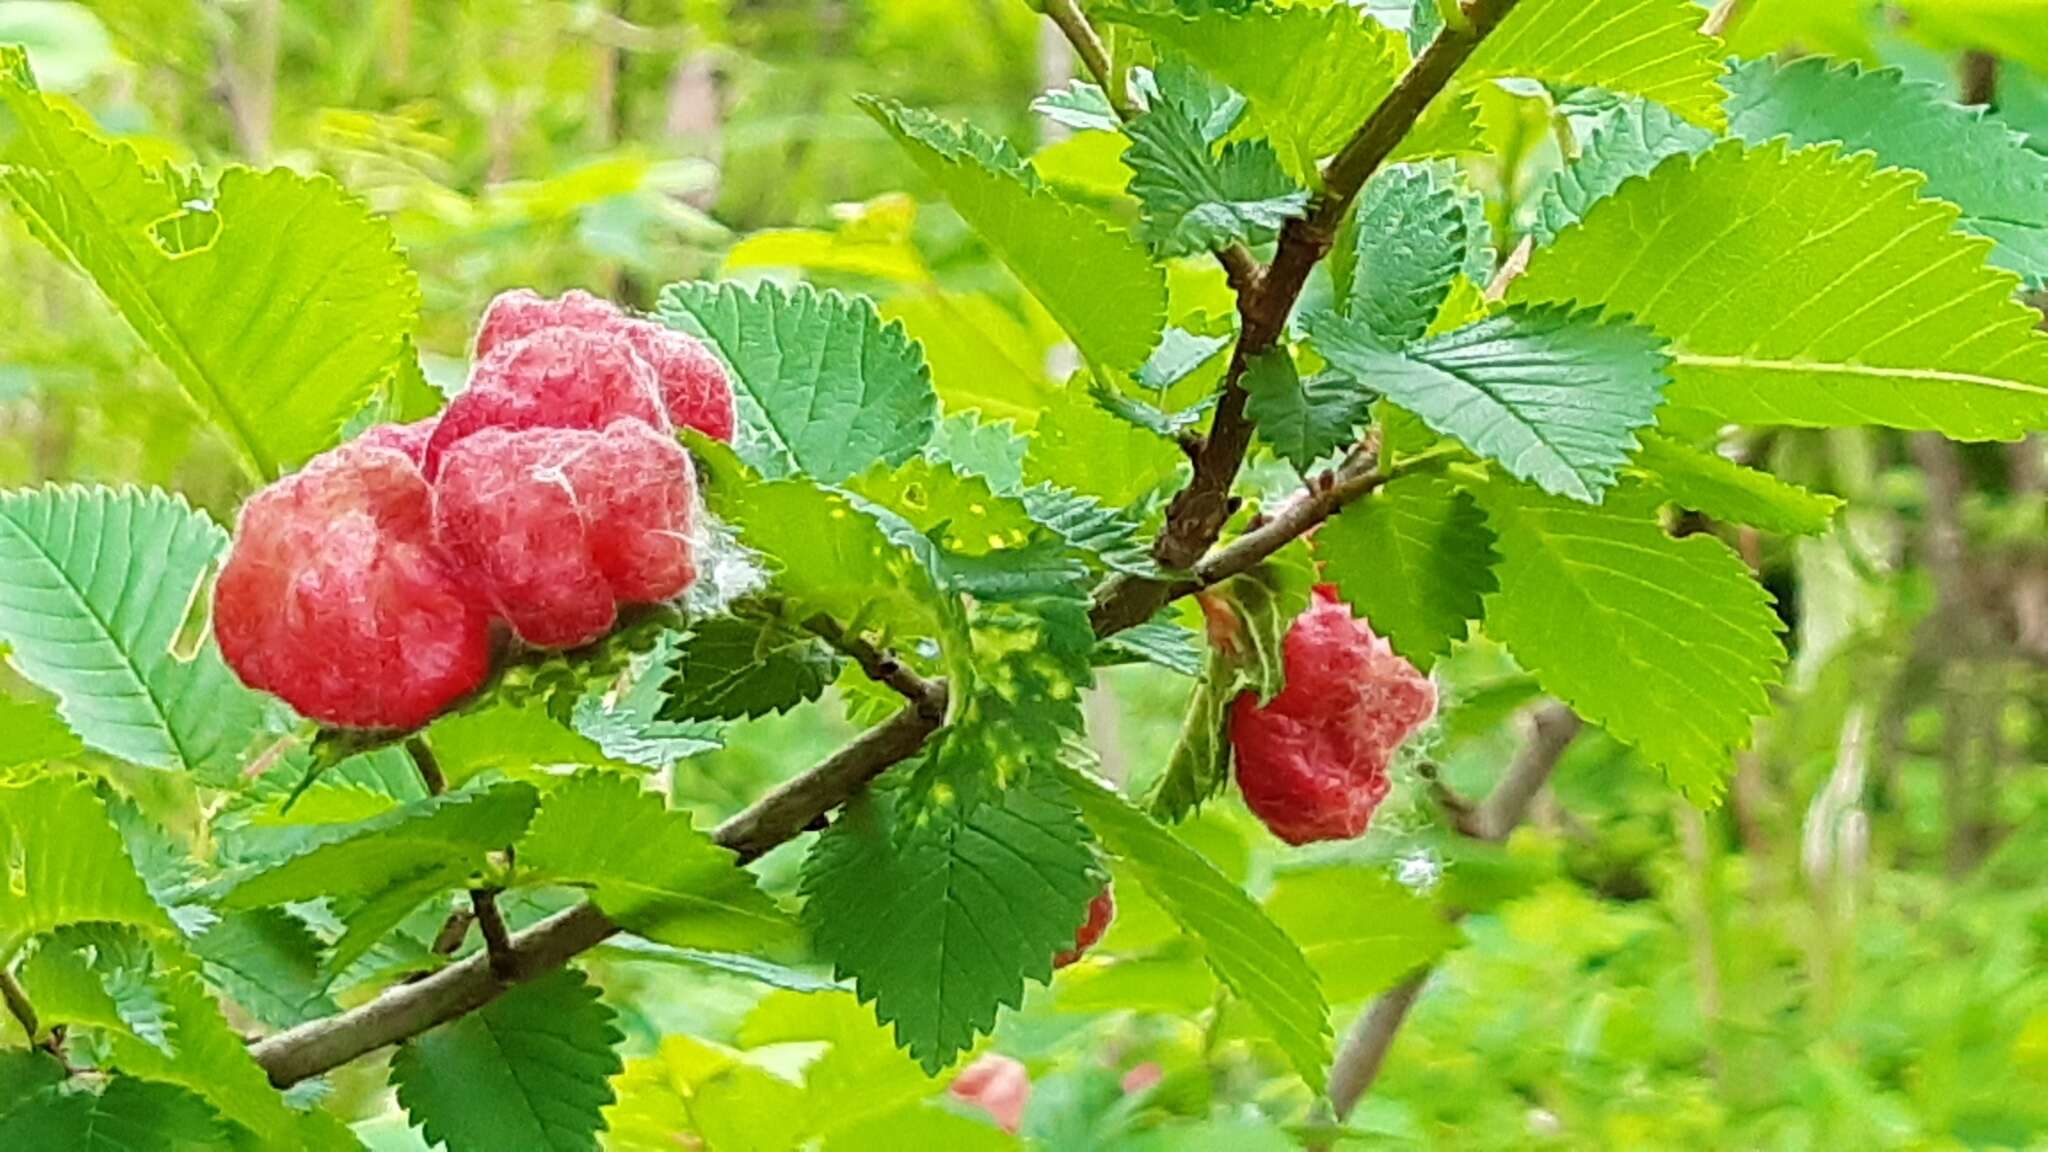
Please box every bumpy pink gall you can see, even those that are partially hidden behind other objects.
[1229,586,1436,845]
[432,422,698,649]
[423,326,670,479]
[1053,886,1116,969]
[214,442,490,730]
[471,288,737,443]
[354,416,438,466]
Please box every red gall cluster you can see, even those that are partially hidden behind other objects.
[215,290,735,730]
[1228,585,1436,845]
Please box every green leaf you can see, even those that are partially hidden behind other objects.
[604,1034,813,1152]
[190,909,337,1030]
[882,293,1057,429]
[0,486,269,779]
[224,782,540,972]
[0,47,419,479]
[102,963,330,1148]
[1118,4,1409,181]
[692,438,954,648]
[927,413,1029,493]
[518,772,793,951]
[800,774,1103,1073]
[392,969,623,1152]
[863,98,1165,372]
[1063,770,1332,1092]
[1331,162,1482,347]
[1148,661,1238,824]
[1463,0,1727,130]
[1318,473,1496,669]
[0,775,173,955]
[1310,306,1670,502]
[0,1076,225,1151]
[1630,432,1842,536]
[1511,140,2048,440]
[0,694,82,768]
[911,595,1096,816]
[1094,617,1205,677]
[571,632,724,769]
[1023,383,1189,509]
[658,614,838,722]
[1532,98,1713,246]
[1033,79,1121,134]
[1265,865,1460,1002]
[1017,483,1159,578]
[1723,56,2048,289]
[1242,350,1369,472]
[1122,60,1308,257]
[1476,479,1786,796]
[658,280,938,483]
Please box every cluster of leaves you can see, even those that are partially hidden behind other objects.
[0,0,2045,1145]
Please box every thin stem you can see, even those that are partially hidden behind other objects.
[469,889,518,981]
[1039,0,1132,119]
[802,613,947,719]
[1699,0,1749,39]
[1,970,40,1048]
[406,737,446,796]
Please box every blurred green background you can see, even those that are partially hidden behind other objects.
[1,1,2044,1148]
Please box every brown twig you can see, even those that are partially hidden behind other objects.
[469,888,518,982]
[802,613,948,719]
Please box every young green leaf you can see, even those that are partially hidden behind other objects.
[1064,770,1332,1093]
[518,772,794,951]
[1023,383,1189,509]
[1630,433,1843,536]
[862,98,1165,372]
[928,412,1029,493]
[0,695,82,769]
[1310,306,1670,502]
[1147,659,1238,823]
[692,438,955,648]
[392,969,623,1152]
[658,615,838,723]
[0,775,174,955]
[571,632,724,768]
[1094,617,1206,678]
[224,782,540,972]
[1532,98,1713,245]
[1723,56,2048,288]
[0,47,419,479]
[1512,141,2048,439]
[1116,4,1411,180]
[1476,480,1786,797]
[190,909,338,1030]
[1122,60,1307,257]
[1330,162,1484,347]
[0,486,270,781]
[1463,0,1727,130]
[659,280,938,483]
[1317,473,1496,670]
[800,775,1104,1073]
[1242,350,1371,472]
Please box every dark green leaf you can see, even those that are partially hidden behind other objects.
[190,910,337,1030]
[1331,162,1488,346]
[1317,473,1495,669]
[1310,305,1670,503]
[659,615,838,722]
[1122,60,1308,257]
[392,969,623,1152]
[659,280,938,483]
[801,774,1103,1073]
[1242,350,1370,472]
